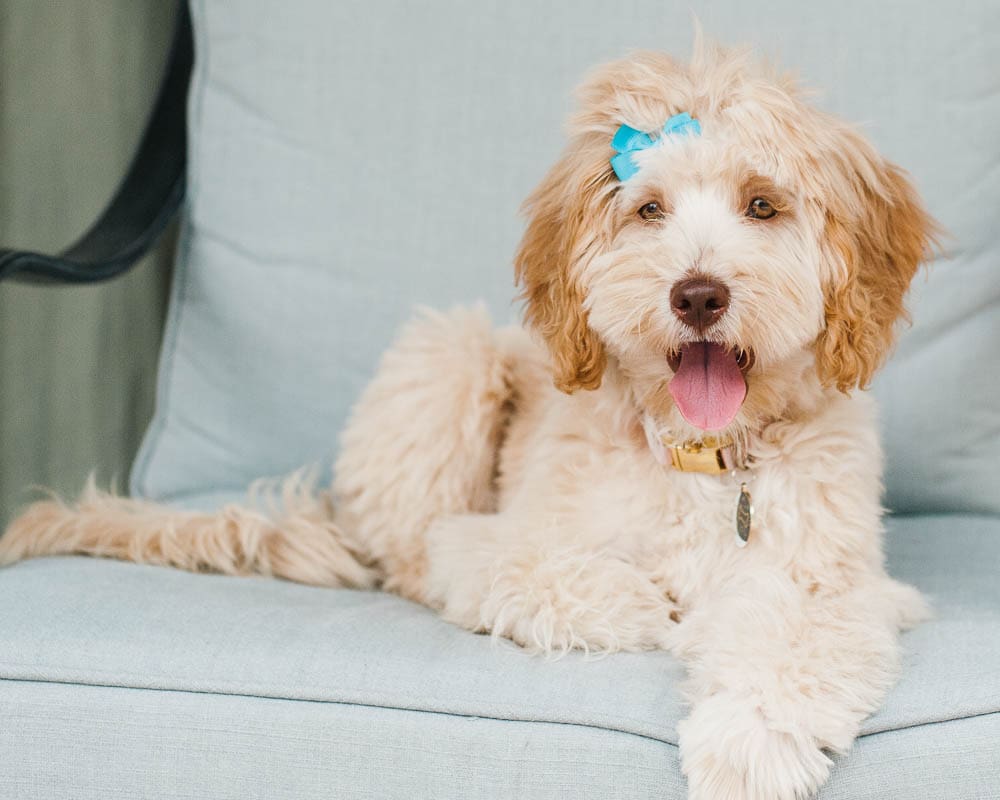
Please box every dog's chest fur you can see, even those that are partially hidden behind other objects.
[493,356,886,607]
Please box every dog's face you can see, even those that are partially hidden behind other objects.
[517,48,935,436]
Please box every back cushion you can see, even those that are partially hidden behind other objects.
[133,0,1000,514]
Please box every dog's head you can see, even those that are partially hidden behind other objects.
[516,45,936,436]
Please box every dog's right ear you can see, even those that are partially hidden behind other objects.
[517,51,686,393]
[515,137,614,393]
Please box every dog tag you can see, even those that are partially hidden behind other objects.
[735,483,753,547]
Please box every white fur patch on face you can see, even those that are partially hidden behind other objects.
[579,125,829,433]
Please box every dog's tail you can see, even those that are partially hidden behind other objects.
[0,305,522,594]
[0,471,378,588]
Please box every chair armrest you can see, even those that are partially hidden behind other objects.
[0,1,193,285]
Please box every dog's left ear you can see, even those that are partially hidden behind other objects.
[816,135,938,392]
[515,136,614,393]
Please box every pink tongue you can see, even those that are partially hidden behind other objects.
[668,342,747,431]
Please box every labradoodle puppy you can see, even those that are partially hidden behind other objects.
[2,41,937,800]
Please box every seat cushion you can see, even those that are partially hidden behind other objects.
[1,514,998,798]
[131,0,1000,514]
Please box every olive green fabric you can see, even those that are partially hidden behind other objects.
[0,0,177,525]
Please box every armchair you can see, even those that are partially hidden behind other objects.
[2,2,998,798]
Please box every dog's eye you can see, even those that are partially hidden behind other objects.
[638,202,665,221]
[746,198,777,220]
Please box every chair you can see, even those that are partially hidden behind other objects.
[2,2,998,797]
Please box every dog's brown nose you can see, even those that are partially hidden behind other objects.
[670,277,731,332]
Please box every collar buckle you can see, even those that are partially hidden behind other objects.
[666,437,737,475]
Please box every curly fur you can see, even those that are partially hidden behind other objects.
[1,40,938,800]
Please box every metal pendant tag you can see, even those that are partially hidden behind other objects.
[735,482,753,547]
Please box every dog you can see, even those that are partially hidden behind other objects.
[1,40,937,800]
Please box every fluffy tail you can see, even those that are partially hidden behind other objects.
[1,305,519,597]
[0,472,377,588]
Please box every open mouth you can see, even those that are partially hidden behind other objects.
[667,343,755,431]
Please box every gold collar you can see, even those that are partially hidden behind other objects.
[662,436,739,475]
[642,412,747,475]
[642,413,755,545]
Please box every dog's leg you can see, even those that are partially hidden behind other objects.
[423,513,679,653]
[673,569,927,800]
[0,473,376,587]
[333,305,517,604]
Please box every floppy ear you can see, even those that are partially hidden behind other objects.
[515,51,686,393]
[816,141,938,392]
[515,137,615,393]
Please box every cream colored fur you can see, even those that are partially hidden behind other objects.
[1,42,937,800]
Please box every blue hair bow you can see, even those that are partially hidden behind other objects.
[610,112,702,181]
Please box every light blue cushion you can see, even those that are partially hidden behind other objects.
[1,514,998,798]
[0,680,684,800]
[131,0,1000,514]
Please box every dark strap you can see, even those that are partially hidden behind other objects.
[0,1,193,284]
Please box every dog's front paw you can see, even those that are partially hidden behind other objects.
[679,692,831,800]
